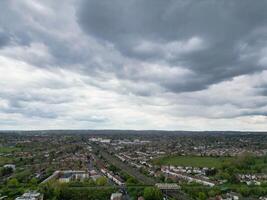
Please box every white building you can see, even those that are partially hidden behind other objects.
[162,168,215,187]
[58,170,89,183]
[100,139,111,143]
[15,191,43,200]
[110,193,122,200]
[3,164,15,171]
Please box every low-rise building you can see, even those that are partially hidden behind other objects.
[162,168,215,187]
[155,183,180,191]
[3,164,15,171]
[15,191,43,200]
[101,168,124,186]
[58,173,73,183]
[110,193,122,200]
[57,170,89,183]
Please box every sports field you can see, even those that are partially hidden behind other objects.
[152,155,233,168]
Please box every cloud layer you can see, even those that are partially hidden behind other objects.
[0,0,267,130]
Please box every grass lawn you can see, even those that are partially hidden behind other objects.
[0,157,13,165]
[152,155,233,168]
[0,146,20,153]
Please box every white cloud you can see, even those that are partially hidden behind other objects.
[0,0,267,131]
[133,37,205,59]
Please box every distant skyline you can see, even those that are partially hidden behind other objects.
[0,0,267,131]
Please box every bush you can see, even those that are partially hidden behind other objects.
[143,187,163,200]
[96,176,108,186]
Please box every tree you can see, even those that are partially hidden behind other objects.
[126,177,138,185]
[108,165,119,173]
[0,167,13,176]
[40,182,63,200]
[14,169,32,182]
[239,186,250,197]
[143,187,163,200]
[29,177,38,189]
[29,177,38,185]
[198,192,207,200]
[96,176,108,186]
[7,178,19,188]
[208,188,220,198]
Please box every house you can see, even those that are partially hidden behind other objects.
[101,168,124,186]
[162,168,215,187]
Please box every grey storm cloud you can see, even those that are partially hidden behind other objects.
[1,100,58,119]
[77,0,267,92]
[0,32,10,48]
[0,91,69,119]
[255,84,267,97]
[1,0,267,130]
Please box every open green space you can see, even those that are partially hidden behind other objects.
[0,146,20,153]
[152,155,234,168]
[0,157,13,166]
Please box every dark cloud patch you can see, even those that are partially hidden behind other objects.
[0,92,64,119]
[0,1,86,68]
[1,101,58,119]
[241,111,267,117]
[255,83,267,97]
[78,0,267,54]
[261,89,267,96]
[1,1,267,130]
[77,0,267,93]
[0,32,10,48]
[0,92,73,105]
[0,1,32,47]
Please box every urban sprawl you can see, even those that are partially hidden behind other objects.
[1,131,267,200]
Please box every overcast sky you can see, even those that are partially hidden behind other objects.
[0,0,267,131]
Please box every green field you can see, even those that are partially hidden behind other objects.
[0,147,19,166]
[0,146,20,153]
[152,155,233,168]
[0,157,13,165]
